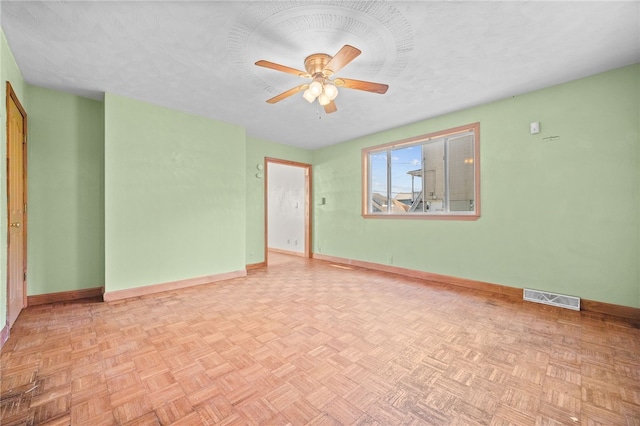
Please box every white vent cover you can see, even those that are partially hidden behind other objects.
[523,288,580,311]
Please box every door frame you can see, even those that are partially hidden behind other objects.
[264,157,312,266]
[5,81,28,336]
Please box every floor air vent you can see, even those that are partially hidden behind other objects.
[523,289,580,311]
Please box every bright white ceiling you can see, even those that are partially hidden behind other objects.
[2,1,639,149]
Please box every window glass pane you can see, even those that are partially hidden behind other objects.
[423,139,445,213]
[363,122,479,219]
[448,134,475,212]
[390,145,422,213]
[369,150,388,213]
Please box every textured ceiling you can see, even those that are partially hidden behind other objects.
[2,1,639,149]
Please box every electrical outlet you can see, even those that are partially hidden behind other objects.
[287,239,290,245]
[295,240,298,246]
[250,252,254,260]
[388,255,393,265]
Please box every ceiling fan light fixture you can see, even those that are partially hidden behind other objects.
[323,83,338,100]
[302,89,316,103]
[309,78,323,97]
[318,93,330,106]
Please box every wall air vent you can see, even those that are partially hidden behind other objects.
[523,288,580,311]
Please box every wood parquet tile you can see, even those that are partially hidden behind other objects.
[1,252,639,425]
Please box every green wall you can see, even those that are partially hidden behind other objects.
[1,29,26,328]
[26,85,104,295]
[313,64,640,308]
[245,136,312,264]
[104,93,246,293]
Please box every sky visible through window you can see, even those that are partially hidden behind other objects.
[371,145,422,198]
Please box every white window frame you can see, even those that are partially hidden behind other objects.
[362,122,480,220]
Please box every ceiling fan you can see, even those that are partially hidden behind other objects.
[255,45,389,114]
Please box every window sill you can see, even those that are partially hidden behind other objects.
[362,213,480,221]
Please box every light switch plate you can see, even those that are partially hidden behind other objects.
[530,122,540,134]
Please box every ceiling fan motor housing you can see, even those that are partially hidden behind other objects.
[304,53,334,77]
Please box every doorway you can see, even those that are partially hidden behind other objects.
[6,82,28,331]
[264,158,311,266]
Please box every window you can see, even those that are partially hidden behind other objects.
[362,123,480,220]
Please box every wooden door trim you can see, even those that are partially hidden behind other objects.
[6,81,28,330]
[264,157,312,266]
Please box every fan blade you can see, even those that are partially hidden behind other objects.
[335,78,388,94]
[324,101,337,114]
[255,60,308,77]
[266,85,308,104]
[323,45,361,76]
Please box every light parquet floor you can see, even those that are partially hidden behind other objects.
[1,253,639,425]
